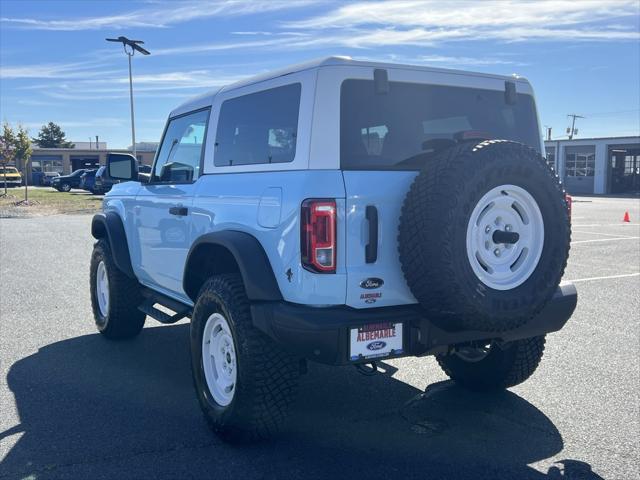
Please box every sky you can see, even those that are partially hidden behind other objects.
[0,0,639,149]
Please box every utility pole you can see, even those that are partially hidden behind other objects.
[106,36,150,157]
[566,114,584,140]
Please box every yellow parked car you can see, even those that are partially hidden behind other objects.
[0,166,22,187]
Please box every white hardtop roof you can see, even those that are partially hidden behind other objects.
[170,56,530,117]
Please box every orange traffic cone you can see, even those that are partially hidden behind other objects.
[623,211,630,223]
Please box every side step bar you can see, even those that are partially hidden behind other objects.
[138,288,192,324]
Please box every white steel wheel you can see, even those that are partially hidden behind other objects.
[202,313,237,407]
[96,260,110,317]
[466,184,544,291]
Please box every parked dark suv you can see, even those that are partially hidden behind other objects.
[93,166,116,194]
[80,169,98,193]
[52,169,89,192]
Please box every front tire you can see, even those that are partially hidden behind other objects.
[436,336,546,391]
[60,183,71,192]
[90,238,145,339]
[190,274,299,442]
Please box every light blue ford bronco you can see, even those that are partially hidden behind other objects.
[89,57,576,442]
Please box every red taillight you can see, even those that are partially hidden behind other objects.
[565,193,572,222]
[301,199,336,273]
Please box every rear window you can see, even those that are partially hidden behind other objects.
[340,79,540,170]
[0,167,19,174]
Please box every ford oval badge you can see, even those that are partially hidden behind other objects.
[367,341,386,351]
[360,277,384,289]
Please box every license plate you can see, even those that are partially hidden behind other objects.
[350,322,403,361]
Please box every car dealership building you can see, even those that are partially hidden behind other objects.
[4,134,638,194]
[11,142,157,184]
[544,136,640,195]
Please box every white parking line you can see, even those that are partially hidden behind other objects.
[571,237,640,245]
[572,230,639,239]
[572,223,637,227]
[569,272,640,283]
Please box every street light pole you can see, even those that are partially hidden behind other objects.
[106,36,150,156]
[127,50,136,157]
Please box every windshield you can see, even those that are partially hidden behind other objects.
[0,167,19,174]
[340,79,540,170]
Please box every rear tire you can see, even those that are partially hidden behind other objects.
[436,335,546,391]
[90,239,145,339]
[190,274,299,442]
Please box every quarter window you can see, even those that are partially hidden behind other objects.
[153,109,210,183]
[214,83,301,166]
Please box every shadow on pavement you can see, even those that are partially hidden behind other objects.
[1,324,604,479]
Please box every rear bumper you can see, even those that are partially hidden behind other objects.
[2,180,21,186]
[251,282,577,365]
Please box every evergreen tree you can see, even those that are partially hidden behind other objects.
[32,122,75,148]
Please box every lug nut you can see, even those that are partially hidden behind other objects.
[494,248,501,257]
[505,224,512,232]
[485,225,491,233]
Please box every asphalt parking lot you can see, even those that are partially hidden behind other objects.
[1,196,638,480]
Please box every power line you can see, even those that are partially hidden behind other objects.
[582,109,639,118]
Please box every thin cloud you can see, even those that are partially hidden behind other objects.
[15,69,250,102]
[152,37,294,56]
[21,118,128,129]
[416,55,527,67]
[284,0,640,42]
[1,0,319,31]
[0,60,118,79]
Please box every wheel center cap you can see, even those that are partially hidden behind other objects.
[492,229,520,244]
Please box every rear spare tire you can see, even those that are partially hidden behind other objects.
[399,140,570,332]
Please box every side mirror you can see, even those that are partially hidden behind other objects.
[107,153,138,181]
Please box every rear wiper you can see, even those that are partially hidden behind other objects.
[393,138,457,168]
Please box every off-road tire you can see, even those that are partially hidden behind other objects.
[190,274,299,442]
[90,238,146,339]
[399,140,570,332]
[436,335,546,391]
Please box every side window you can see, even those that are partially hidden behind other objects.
[214,83,301,166]
[153,108,210,183]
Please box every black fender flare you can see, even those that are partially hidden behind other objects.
[91,212,135,278]
[184,231,283,302]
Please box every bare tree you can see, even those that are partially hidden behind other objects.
[0,123,16,197]
[15,125,33,202]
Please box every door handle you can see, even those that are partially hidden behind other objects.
[365,205,378,263]
[169,206,188,216]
